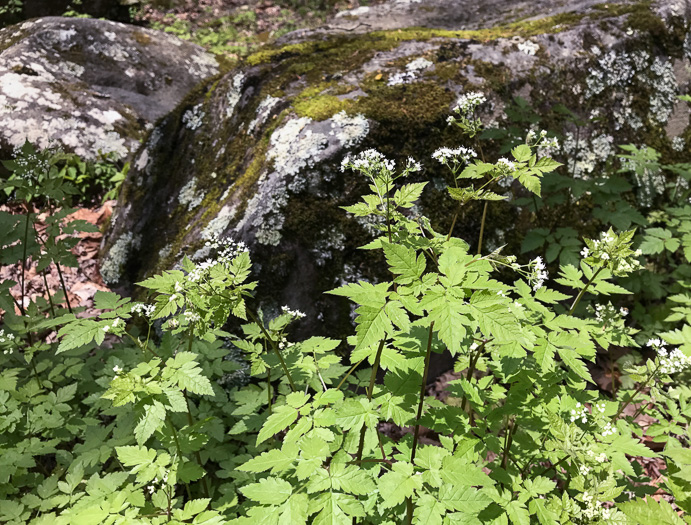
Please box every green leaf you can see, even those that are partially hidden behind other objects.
[413,494,445,525]
[257,404,298,445]
[379,462,423,508]
[135,401,166,445]
[238,446,297,474]
[504,501,530,525]
[240,477,293,505]
[440,457,494,487]
[618,497,685,525]
[557,346,594,383]
[116,445,157,468]
[438,485,492,513]
[511,144,532,163]
[529,499,558,525]
[382,243,426,284]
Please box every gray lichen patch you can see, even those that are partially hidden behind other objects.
[0,16,219,160]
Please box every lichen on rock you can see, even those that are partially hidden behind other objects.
[0,16,220,161]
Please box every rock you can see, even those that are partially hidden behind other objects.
[0,17,220,160]
[104,0,690,342]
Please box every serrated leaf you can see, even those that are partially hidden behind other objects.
[257,405,298,445]
[135,401,166,445]
[618,497,685,525]
[557,346,594,383]
[240,477,292,505]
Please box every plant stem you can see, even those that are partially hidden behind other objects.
[19,209,31,316]
[267,367,272,413]
[477,201,489,255]
[246,308,296,392]
[183,389,210,498]
[568,267,604,315]
[336,358,366,391]
[54,261,73,314]
[460,340,486,414]
[354,340,386,463]
[167,417,192,500]
[410,322,435,465]
[501,417,517,471]
[613,365,659,420]
[41,269,56,318]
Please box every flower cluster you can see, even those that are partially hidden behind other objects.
[113,365,123,374]
[131,303,155,317]
[581,229,642,276]
[526,129,559,150]
[102,318,124,333]
[341,149,395,173]
[581,491,613,521]
[431,146,477,168]
[0,329,16,344]
[529,256,548,291]
[570,402,588,424]
[647,338,691,375]
[281,305,306,319]
[590,302,628,325]
[146,472,169,495]
[452,92,486,119]
[183,310,201,323]
[496,158,517,173]
[187,236,248,283]
[405,157,423,172]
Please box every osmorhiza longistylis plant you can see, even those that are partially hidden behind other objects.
[0,99,690,524]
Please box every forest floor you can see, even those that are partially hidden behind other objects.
[133,0,382,61]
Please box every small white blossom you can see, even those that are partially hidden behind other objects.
[497,158,516,172]
[453,92,486,118]
[113,365,122,374]
[431,146,477,164]
[281,305,306,319]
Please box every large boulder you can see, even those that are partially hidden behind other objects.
[103,0,690,339]
[0,17,220,160]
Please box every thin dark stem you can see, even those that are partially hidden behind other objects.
[267,367,272,413]
[568,267,604,315]
[446,202,462,242]
[410,322,435,465]
[41,269,56,318]
[20,209,31,316]
[246,308,296,392]
[54,261,73,314]
[354,340,386,463]
[501,417,517,471]
[477,201,489,255]
[460,340,487,414]
[167,417,192,500]
[183,389,210,498]
[337,358,366,391]
[613,365,659,420]
[536,455,568,478]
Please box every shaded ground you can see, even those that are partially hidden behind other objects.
[134,0,381,60]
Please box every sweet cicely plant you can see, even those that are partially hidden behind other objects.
[0,97,689,524]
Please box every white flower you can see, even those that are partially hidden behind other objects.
[581,247,590,257]
[453,92,486,118]
[431,146,476,164]
[113,365,122,374]
[497,158,516,172]
[281,305,306,319]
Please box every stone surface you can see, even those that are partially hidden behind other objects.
[0,17,219,159]
[97,0,689,340]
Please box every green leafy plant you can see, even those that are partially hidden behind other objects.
[1,98,690,525]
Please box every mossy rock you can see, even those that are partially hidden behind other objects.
[0,16,220,160]
[104,0,690,341]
